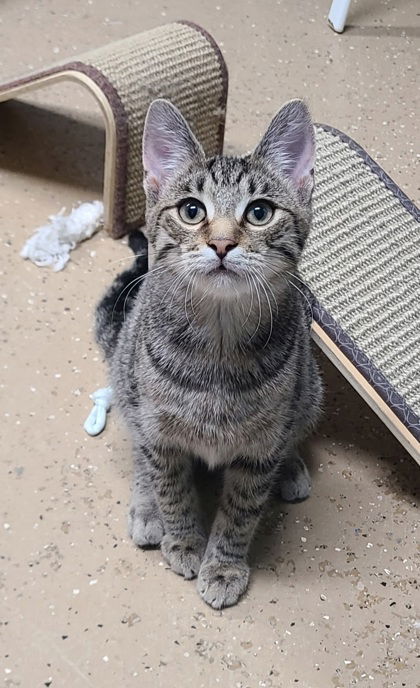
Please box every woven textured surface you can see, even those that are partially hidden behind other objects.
[301,126,420,434]
[0,22,227,237]
[80,22,226,230]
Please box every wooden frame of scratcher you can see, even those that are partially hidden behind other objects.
[0,21,228,238]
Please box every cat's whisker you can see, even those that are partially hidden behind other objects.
[257,257,290,278]
[261,259,311,299]
[123,276,144,322]
[230,279,243,310]
[189,272,202,317]
[107,251,148,266]
[184,271,197,329]
[121,259,178,322]
[167,276,188,316]
[257,259,309,314]
[282,269,312,305]
[284,269,311,291]
[167,266,193,316]
[189,274,197,317]
[112,274,144,324]
[193,284,211,309]
[111,259,178,323]
[241,273,255,329]
[285,278,314,320]
[247,272,262,342]
[249,267,274,348]
[161,264,190,307]
[251,265,279,318]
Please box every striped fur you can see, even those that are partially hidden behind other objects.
[96,99,323,608]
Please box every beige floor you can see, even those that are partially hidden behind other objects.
[1,1,419,687]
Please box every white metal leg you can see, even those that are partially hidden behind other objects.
[328,0,352,33]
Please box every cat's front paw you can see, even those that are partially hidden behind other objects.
[161,534,206,580]
[128,506,165,547]
[197,560,250,609]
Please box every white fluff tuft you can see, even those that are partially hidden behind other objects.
[20,200,104,271]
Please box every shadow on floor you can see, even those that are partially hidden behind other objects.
[251,350,419,571]
[343,0,417,31]
[345,25,420,37]
[0,100,105,191]
[315,352,419,499]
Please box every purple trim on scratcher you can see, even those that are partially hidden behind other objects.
[311,124,420,442]
[310,296,420,442]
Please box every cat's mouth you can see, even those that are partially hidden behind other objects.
[195,258,243,281]
[208,263,236,276]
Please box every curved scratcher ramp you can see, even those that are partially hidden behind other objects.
[0,21,228,238]
[301,126,420,462]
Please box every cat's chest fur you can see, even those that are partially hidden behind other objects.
[113,288,300,466]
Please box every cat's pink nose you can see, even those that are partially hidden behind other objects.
[207,238,238,260]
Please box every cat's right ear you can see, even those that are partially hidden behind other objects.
[142,99,205,200]
[252,99,315,202]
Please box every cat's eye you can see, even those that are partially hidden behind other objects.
[245,200,274,226]
[178,198,206,225]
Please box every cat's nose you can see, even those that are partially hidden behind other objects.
[207,239,238,260]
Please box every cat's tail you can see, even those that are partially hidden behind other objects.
[95,231,148,360]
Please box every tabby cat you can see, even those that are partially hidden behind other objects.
[96,98,322,608]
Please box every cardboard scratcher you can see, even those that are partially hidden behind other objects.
[0,21,227,238]
[302,125,420,463]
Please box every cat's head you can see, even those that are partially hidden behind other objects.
[142,98,315,294]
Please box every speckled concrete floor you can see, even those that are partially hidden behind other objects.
[1,1,419,687]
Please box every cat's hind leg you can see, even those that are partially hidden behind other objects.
[274,357,321,503]
[275,450,312,502]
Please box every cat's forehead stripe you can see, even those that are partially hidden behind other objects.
[205,156,248,187]
[199,158,273,221]
[196,175,205,193]
[184,155,294,222]
[201,158,275,199]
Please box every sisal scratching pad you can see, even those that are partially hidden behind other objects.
[301,125,420,462]
[0,21,228,238]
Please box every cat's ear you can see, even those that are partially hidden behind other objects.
[142,99,205,198]
[252,99,315,201]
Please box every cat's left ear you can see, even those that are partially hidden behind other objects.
[142,99,205,200]
[252,99,315,202]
